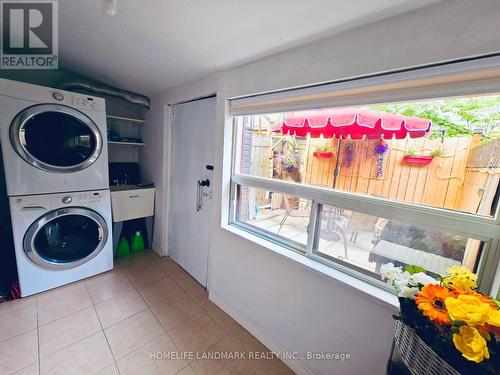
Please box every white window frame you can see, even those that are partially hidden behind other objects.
[225,55,500,297]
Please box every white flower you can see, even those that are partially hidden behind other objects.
[380,263,438,298]
[397,285,420,299]
[408,272,439,287]
[380,263,404,283]
[380,262,397,277]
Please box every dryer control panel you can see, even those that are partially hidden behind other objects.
[52,91,101,111]
[0,78,106,111]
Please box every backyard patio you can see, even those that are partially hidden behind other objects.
[248,205,378,273]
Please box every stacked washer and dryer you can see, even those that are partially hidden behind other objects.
[0,79,113,297]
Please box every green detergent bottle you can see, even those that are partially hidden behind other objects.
[131,231,145,253]
[117,236,130,258]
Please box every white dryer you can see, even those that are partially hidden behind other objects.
[0,78,109,196]
[10,189,113,297]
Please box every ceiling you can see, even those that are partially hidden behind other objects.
[59,0,441,95]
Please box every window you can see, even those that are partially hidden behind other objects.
[235,185,311,248]
[313,204,483,279]
[227,58,500,296]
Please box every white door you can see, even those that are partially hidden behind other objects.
[170,96,216,287]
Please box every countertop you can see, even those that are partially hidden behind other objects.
[110,184,154,192]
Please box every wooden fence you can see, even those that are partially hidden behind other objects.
[247,114,499,215]
[302,136,476,211]
[457,139,500,215]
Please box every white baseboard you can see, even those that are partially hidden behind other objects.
[209,292,314,375]
[152,241,166,257]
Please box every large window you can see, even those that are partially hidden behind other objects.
[227,59,500,296]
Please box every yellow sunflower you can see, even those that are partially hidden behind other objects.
[416,284,455,325]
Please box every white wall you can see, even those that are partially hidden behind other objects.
[142,1,500,374]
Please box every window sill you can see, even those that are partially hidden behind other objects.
[222,222,400,312]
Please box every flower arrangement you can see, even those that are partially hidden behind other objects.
[278,151,300,173]
[381,263,500,373]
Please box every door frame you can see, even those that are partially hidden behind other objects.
[164,94,217,289]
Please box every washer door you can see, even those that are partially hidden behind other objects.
[10,104,103,173]
[23,208,109,269]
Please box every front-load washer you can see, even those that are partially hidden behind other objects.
[0,78,109,196]
[9,189,113,297]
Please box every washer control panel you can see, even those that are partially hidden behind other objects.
[77,191,104,204]
[51,190,108,207]
[10,191,109,212]
[61,195,73,204]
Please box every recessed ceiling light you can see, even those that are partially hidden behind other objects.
[103,0,118,16]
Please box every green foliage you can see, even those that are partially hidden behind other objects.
[315,143,331,153]
[429,148,443,158]
[368,96,500,139]
[405,265,426,275]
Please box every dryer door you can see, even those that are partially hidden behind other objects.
[23,207,109,269]
[10,104,103,173]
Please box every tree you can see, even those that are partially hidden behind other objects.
[367,96,500,141]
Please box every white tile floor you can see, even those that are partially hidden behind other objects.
[0,251,294,375]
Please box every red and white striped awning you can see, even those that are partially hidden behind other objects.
[275,108,431,139]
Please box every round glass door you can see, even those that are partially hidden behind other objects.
[24,208,108,269]
[10,104,102,172]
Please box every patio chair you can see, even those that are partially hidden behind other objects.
[277,195,310,233]
[346,212,379,243]
[320,206,348,259]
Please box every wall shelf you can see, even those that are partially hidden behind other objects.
[107,115,146,124]
[108,141,145,146]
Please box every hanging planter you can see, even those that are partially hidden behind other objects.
[278,151,300,173]
[374,139,389,178]
[313,151,333,158]
[313,143,333,159]
[342,143,355,167]
[403,155,433,165]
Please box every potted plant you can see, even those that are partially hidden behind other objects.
[403,148,433,165]
[430,148,444,158]
[278,151,300,173]
[381,264,500,375]
[374,139,389,178]
[313,143,333,158]
[342,143,355,167]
